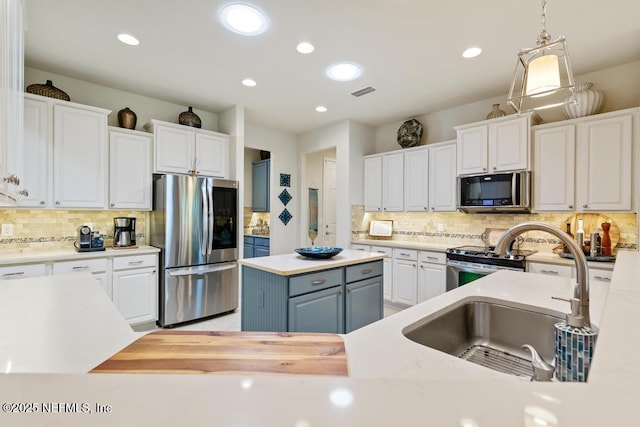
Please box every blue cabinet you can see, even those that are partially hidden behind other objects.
[244,236,269,258]
[241,260,383,333]
[252,159,270,212]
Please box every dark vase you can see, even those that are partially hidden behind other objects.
[178,106,202,128]
[117,107,137,130]
[26,79,70,101]
[260,150,270,160]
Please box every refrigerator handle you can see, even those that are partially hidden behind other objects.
[200,180,208,258]
[207,180,214,256]
[168,263,237,276]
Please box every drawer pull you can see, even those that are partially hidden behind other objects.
[2,271,25,277]
[72,266,90,271]
[593,276,611,282]
[347,286,352,293]
[540,269,558,275]
[361,269,373,275]
[426,256,438,261]
[128,260,144,265]
[356,248,365,251]
[312,279,327,285]
[400,252,411,257]
[376,251,386,254]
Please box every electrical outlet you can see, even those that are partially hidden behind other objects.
[1,224,14,237]
[437,223,444,232]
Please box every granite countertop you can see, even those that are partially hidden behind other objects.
[239,249,386,275]
[1,252,639,425]
[0,245,160,266]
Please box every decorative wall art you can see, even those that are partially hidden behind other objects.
[278,189,292,206]
[279,208,292,226]
[280,173,291,187]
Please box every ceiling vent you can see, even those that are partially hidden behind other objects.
[350,86,376,97]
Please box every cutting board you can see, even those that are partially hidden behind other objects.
[91,331,348,376]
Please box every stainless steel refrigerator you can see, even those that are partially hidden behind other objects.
[150,174,239,327]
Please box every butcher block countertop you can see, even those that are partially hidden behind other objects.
[91,331,348,376]
[238,249,386,275]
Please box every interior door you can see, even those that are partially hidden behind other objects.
[323,158,337,247]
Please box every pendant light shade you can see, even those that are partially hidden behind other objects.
[507,0,576,113]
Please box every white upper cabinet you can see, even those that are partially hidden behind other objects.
[146,119,229,178]
[108,127,152,210]
[456,114,532,175]
[52,102,109,208]
[533,109,636,212]
[363,156,382,211]
[18,96,50,207]
[404,147,428,211]
[533,125,576,211]
[428,141,457,212]
[0,0,25,204]
[575,112,633,211]
[363,152,403,212]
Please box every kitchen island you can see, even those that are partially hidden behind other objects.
[1,252,640,426]
[239,250,386,333]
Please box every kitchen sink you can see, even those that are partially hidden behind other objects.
[402,300,563,378]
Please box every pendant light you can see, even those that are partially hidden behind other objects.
[507,0,576,113]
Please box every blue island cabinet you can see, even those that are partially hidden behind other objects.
[241,260,383,333]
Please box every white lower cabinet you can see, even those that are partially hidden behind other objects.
[392,248,418,305]
[589,268,612,283]
[0,263,47,280]
[371,246,393,301]
[112,254,158,326]
[527,261,573,278]
[418,251,446,303]
[53,258,111,297]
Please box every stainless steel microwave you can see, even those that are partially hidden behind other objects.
[457,170,531,213]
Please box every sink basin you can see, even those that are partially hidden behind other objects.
[402,300,563,378]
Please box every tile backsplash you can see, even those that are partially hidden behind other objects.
[352,206,637,252]
[0,209,149,253]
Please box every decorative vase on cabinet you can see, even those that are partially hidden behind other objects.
[117,107,137,130]
[486,103,506,119]
[178,106,202,128]
[562,83,603,119]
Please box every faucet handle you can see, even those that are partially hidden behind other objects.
[551,296,585,328]
[522,344,554,381]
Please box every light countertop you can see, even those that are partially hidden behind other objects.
[0,245,160,266]
[1,252,639,425]
[238,249,386,275]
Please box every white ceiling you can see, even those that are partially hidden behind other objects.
[24,0,640,134]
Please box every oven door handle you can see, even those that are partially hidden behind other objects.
[512,173,517,207]
[447,263,497,275]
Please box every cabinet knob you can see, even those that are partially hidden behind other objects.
[383,208,386,211]
[424,207,427,210]
[347,286,352,293]
[568,205,573,209]
[18,189,29,197]
[482,167,487,171]
[583,204,588,209]
[40,200,45,205]
[493,166,497,170]
[3,174,20,186]
[110,203,115,207]
[431,207,435,211]
[55,201,61,205]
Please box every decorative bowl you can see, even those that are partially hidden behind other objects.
[295,247,343,259]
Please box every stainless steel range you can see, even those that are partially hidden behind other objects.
[446,245,537,291]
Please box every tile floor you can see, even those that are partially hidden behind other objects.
[143,304,404,334]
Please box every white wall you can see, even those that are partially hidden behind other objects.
[374,60,640,153]
[25,67,220,132]
[298,120,375,249]
[244,121,298,255]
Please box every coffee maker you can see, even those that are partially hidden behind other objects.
[113,217,136,248]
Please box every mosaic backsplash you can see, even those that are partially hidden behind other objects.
[351,206,637,252]
[0,209,149,253]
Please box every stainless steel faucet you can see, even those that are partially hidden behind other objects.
[495,222,591,329]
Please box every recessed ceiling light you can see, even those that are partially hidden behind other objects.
[117,33,140,46]
[326,62,362,81]
[315,106,327,113]
[296,42,314,54]
[462,47,482,58]
[242,78,257,87]
[219,3,268,36]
